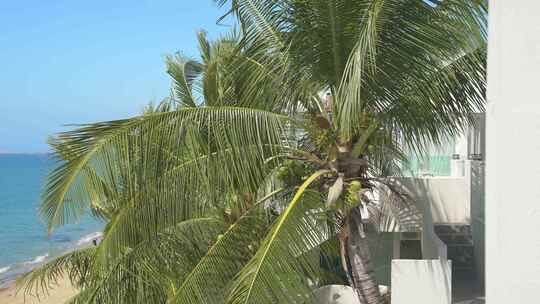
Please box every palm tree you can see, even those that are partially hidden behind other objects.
[19,1,486,304]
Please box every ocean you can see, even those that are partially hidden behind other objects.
[0,154,103,287]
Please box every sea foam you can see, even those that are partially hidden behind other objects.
[24,254,49,265]
[76,232,103,246]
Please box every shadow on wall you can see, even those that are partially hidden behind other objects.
[391,259,452,304]
[470,161,485,291]
[388,178,450,258]
[389,171,485,303]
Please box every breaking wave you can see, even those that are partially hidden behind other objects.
[76,232,103,246]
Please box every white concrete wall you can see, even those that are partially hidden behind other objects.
[400,177,471,225]
[487,1,540,303]
[391,260,452,304]
[396,177,470,259]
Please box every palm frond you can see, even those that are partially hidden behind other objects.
[41,107,291,232]
[69,217,226,304]
[336,0,387,140]
[17,247,96,297]
[367,179,423,232]
[166,54,203,107]
[227,170,331,304]
[171,210,268,303]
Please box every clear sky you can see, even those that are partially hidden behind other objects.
[0,1,232,153]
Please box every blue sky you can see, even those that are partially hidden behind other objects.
[0,1,232,152]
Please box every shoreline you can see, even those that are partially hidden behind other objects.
[0,276,77,304]
[0,231,102,290]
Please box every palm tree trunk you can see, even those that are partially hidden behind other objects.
[338,226,354,287]
[347,207,382,304]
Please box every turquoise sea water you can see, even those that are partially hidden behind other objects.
[0,154,103,287]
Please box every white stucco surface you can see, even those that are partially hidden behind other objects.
[400,177,470,225]
[395,177,467,260]
[391,259,452,304]
[487,1,540,303]
[422,177,470,224]
[313,285,360,304]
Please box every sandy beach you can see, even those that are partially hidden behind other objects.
[0,277,77,304]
